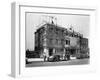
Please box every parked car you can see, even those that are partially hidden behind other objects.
[77,53,89,59]
[48,55,60,62]
[26,50,40,58]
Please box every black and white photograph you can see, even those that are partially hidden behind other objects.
[25,12,90,67]
[10,1,99,78]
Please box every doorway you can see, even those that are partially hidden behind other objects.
[49,48,53,56]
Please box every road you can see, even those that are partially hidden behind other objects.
[26,58,89,67]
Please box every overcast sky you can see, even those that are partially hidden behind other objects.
[26,13,90,50]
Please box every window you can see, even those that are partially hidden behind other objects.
[66,40,70,45]
[49,39,53,44]
[55,29,58,35]
[56,39,58,44]
[58,40,61,44]
[61,39,64,44]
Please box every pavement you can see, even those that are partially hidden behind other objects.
[27,58,44,62]
[27,56,77,62]
[26,58,89,67]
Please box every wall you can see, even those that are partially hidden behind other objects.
[0,0,100,80]
[70,37,80,47]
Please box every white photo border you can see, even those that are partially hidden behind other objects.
[11,2,97,78]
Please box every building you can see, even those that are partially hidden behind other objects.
[78,38,89,58]
[34,22,89,59]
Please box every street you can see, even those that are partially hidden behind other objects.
[26,58,89,67]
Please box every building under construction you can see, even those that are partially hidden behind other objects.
[34,16,89,60]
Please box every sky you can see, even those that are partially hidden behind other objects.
[26,12,90,50]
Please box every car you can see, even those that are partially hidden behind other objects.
[48,55,60,62]
[76,53,89,59]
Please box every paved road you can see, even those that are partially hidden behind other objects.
[26,58,89,67]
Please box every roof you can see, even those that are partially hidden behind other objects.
[35,22,83,37]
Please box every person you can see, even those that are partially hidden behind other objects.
[43,52,47,62]
[66,51,70,60]
[64,53,67,61]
